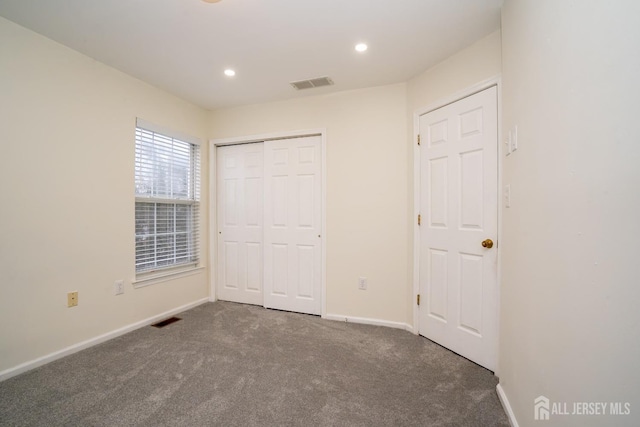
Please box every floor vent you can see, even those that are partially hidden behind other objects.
[290,76,334,90]
[151,317,181,328]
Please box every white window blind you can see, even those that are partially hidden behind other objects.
[134,120,200,274]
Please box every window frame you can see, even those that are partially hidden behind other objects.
[133,119,201,281]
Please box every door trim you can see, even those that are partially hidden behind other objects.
[412,76,503,373]
[209,128,327,318]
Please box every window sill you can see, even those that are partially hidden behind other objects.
[132,266,205,289]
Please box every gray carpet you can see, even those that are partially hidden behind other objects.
[0,301,509,426]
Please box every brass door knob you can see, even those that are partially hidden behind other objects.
[481,239,494,249]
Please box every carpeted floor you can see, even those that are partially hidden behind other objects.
[0,301,509,426]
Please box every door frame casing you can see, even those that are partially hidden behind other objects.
[209,129,327,318]
[412,76,503,374]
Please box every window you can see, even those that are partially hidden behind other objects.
[134,119,200,275]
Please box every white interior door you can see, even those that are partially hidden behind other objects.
[216,143,264,306]
[418,86,498,371]
[263,136,322,315]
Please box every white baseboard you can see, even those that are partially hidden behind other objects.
[404,323,416,334]
[496,383,520,427]
[0,297,210,382]
[323,313,412,332]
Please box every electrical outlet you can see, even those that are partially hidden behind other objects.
[67,291,78,307]
[114,280,124,295]
[504,184,511,208]
[358,277,367,290]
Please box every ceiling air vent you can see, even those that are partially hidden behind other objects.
[290,76,334,90]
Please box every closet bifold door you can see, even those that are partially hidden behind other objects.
[263,136,322,315]
[216,143,264,306]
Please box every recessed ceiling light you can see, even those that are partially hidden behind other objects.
[224,69,236,77]
[355,43,368,52]
[202,0,222,3]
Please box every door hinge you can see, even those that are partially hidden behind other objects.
[417,294,420,306]
[417,214,421,226]
[417,134,421,146]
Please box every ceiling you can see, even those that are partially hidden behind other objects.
[0,0,502,110]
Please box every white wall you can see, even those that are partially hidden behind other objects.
[499,1,640,426]
[406,31,502,325]
[0,17,210,374]
[407,30,502,113]
[209,84,408,324]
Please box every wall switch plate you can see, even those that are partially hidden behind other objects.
[67,291,78,307]
[510,125,518,152]
[504,184,511,208]
[358,277,367,290]
[114,280,124,295]
[505,131,512,156]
